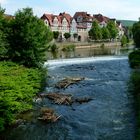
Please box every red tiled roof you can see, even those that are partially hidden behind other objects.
[59,12,72,26]
[41,12,72,27]
[41,14,53,25]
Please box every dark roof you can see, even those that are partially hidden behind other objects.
[93,14,110,23]
[73,12,93,22]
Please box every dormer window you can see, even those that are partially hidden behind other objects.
[77,16,83,22]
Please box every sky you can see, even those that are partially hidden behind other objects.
[0,0,139,20]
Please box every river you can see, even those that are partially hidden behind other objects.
[46,45,133,59]
[5,55,135,140]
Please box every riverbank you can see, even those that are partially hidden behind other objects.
[130,71,140,140]
[0,61,45,132]
[56,41,121,49]
[129,50,140,139]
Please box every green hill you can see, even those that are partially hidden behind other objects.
[117,20,137,27]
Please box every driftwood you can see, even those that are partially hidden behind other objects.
[44,93,93,105]
[55,77,84,89]
[46,93,73,105]
[38,107,61,122]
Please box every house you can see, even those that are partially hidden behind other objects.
[93,14,110,27]
[116,21,125,38]
[93,14,125,39]
[41,12,72,39]
[41,12,124,42]
[72,12,93,41]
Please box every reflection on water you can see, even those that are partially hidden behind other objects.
[47,46,133,60]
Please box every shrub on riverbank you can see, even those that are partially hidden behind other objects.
[130,71,140,140]
[129,50,140,68]
[0,61,45,131]
[62,44,75,52]
[121,35,127,47]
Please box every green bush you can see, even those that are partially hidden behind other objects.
[53,31,59,40]
[48,43,58,52]
[64,32,71,40]
[129,50,140,68]
[132,21,140,48]
[0,61,45,131]
[121,35,127,47]
[62,44,75,52]
[130,72,140,140]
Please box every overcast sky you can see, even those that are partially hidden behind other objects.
[0,0,139,20]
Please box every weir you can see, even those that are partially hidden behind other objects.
[45,56,128,68]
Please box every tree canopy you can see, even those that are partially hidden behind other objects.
[0,7,9,60]
[101,27,110,39]
[73,33,78,39]
[8,8,53,67]
[88,20,102,40]
[64,32,71,40]
[53,31,59,39]
[107,21,118,39]
[132,21,140,48]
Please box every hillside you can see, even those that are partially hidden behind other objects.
[117,20,137,27]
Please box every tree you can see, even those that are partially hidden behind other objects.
[8,8,53,67]
[88,20,102,40]
[107,21,118,39]
[132,21,140,48]
[101,27,110,39]
[64,32,71,40]
[53,31,59,40]
[121,35,127,47]
[0,6,9,60]
[73,33,78,40]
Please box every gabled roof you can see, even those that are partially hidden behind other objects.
[41,12,72,27]
[41,14,53,25]
[93,14,110,23]
[59,12,72,26]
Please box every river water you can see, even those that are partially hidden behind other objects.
[46,45,133,60]
[6,56,135,140]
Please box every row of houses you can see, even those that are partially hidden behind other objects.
[41,12,124,42]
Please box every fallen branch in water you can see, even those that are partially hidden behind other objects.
[41,93,93,105]
[55,77,84,89]
[38,107,61,122]
[46,93,73,105]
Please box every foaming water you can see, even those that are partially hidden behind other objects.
[45,56,128,69]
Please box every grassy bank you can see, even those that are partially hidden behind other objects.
[0,61,45,131]
[129,50,140,139]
